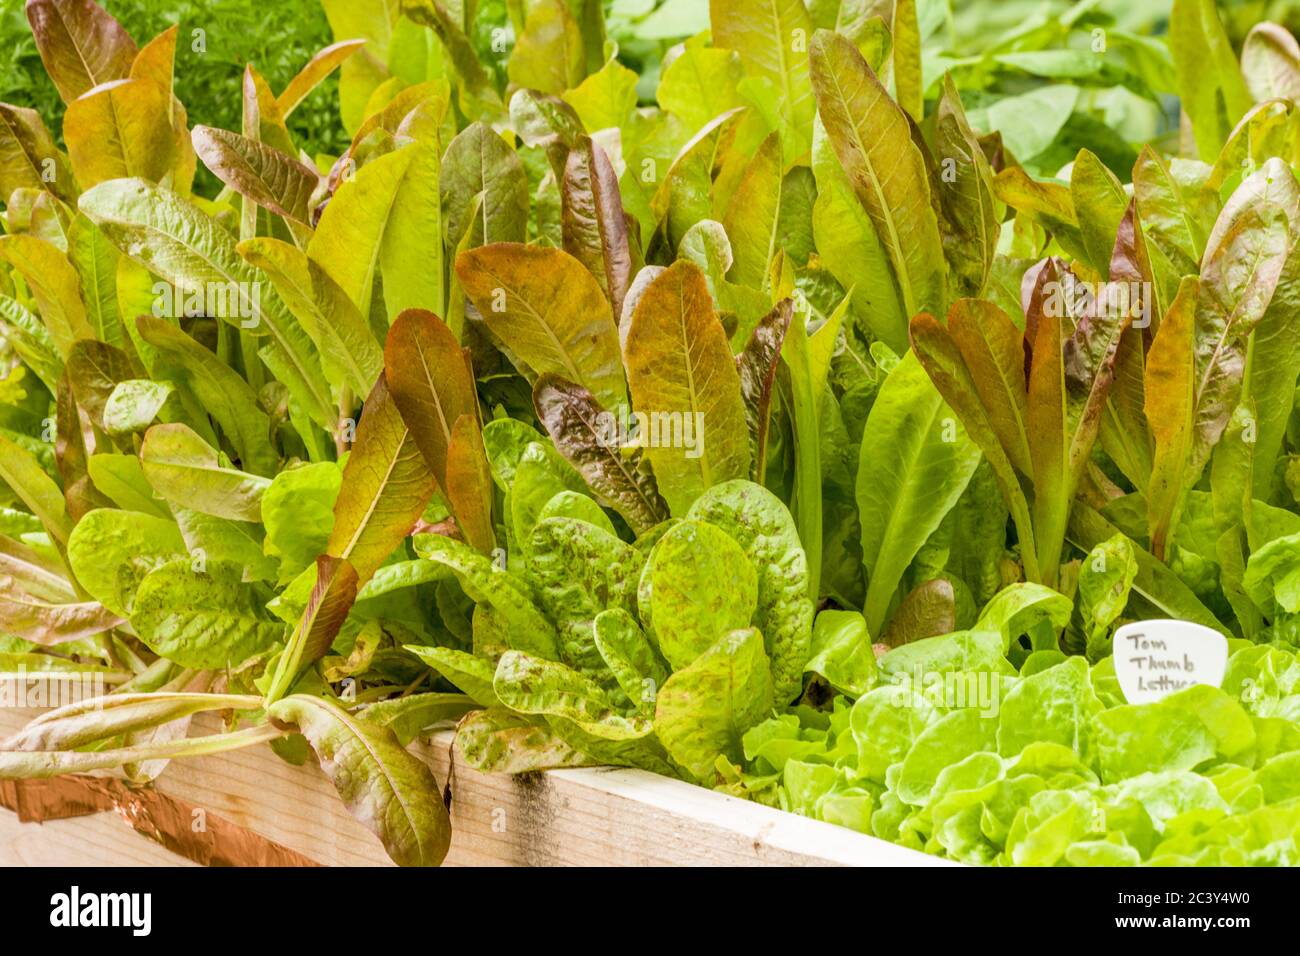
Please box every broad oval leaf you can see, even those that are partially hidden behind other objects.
[639,518,757,669]
[456,242,627,412]
[440,121,529,249]
[66,508,186,616]
[688,480,813,704]
[26,0,137,104]
[192,125,319,225]
[130,558,285,669]
[653,627,774,782]
[140,423,271,523]
[64,78,174,189]
[383,308,477,487]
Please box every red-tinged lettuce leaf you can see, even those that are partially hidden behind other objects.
[241,64,297,157]
[1216,160,1300,502]
[1023,258,1131,585]
[935,75,999,299]
[1242,23,1300,101]
[808,30,946,320]
[456,243,628,412]
[192,126,319,225]
[358,692,477,747]
[623,260,750,515]
[562,136,633,322]
[276,38,368,118]
[735,298,792,481]
[455,707,595,773]
[948,298,1033,478]
[266,555,359,701]
[880,578,959,648]
[0,585,122,646]
[328,376,436,584]
[26,0,137,104]
[720,131,783,292]
[129,26,195,195]
[445,413,496,554]
[54,374,109,521]
[1145,277,1201,560]
[509,89,586,182]
[910,309,1040,582]
[0,104,75,203]
[64,78,174,189]
[1147,161,1295,555]
[993,168,1089,264]
[1100,201,1157,491]
[383,308,477,488]
[268,694,450,867]
[441,121,529,249]
[532,373,668,535]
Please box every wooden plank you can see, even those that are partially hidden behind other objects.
[0,807,199,867]
[0,705,946,867]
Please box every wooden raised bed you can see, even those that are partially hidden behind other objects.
[0,706,945,867]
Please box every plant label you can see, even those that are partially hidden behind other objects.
[1112,619,1228,705]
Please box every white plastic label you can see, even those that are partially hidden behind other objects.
[1113,619,1228,705]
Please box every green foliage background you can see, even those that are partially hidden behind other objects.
[0,0,349,191]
